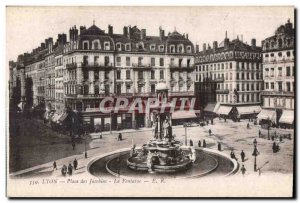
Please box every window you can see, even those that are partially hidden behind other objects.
[278,52,282,57]
[94,56,99,65]
[83,42,89,50]
[138,57,143,66]
[160,58,164,66]
[93,41,99,50]
[138,71,143,79]
[126,70,130,80]
[116,70,121,80]
[116,57,121,66]
[187,46,191,53]
[159,45,164,52]
[126,57,130,66]
[160,70,164,80]
[125,44,131,51]
[270,68,274,77]
[83,56,88,65]
[277,81,283,91]
[151,70,155,80]
[271,82,274,89]
[241,73,244,80]
[230,73,232,80]
[150,45,155,51]
[287,82,291,92]
[104,56,109,66]
[178,45,184,53]
[95,85,99,95]
[230,62,232,69]
[170,45,175,53]
[278,67,282,76]
[236,73,239,80]
[104,70,110,80]
[116,43,121,50]
[94,71,99,80]
[151,84,155,94]
[265,82,269,89]
[151,58,155,66]
[287,51,290,57]
[104,42,110,50]
[126,84,131,93]
[187,59,190,67]
[116,84,121,95]
[286,66,291,76]
[237,84,240,91]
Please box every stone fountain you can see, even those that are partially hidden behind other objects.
[127,82,194,173]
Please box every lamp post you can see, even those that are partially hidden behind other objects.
[84,131,87,158]
[252,141,259,172]
[267,116,270,140]
[184,123,187,146]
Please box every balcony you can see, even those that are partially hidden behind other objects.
[132,63,152,69]
[169,91,194,97]
[66,63,77,69]
[261,91,294,96]
[216,89,230,94]
[77,93,115,98]
[169,64,195,71]
[81,62,114,69]
[133,92,155,97]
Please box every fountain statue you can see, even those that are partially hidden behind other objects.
[127,82,194,173]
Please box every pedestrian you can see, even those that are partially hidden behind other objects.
[224,117,227,122]
[258,129,261,138]
[211,119,214,125]
[61,164,67,176]
[203,139,206,148]
[253,138,257,146]
[72,142,75,150]
[240,150,245,162]
[241,165,246,175]
[68,163,73,175]
[190,139,193,146]
[206,120,209,126]
[230,150,237,160]
[208,129,212,136]
[53,161,57,170]
[198,140,201,147]
[271,135,274,141]
[118,133,122,141]
[247,123,250,129]
[73,158,78,170]
[218,142,221,151]
[280,135,283,142]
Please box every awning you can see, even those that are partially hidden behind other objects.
[256,109,276,122]
[216,106,232,115]
[172,110,197,120]
[279,110,294,124]
[58,112,68,122]
[204,102,220,113]
[237,106,262,115]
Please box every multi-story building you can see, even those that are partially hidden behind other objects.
[258,20,295,128]
[54,45,65,115]
[63,24,196,130]
[195,33,263,120]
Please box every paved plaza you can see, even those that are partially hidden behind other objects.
[9,117,294,178]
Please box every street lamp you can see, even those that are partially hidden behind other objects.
[84,131,87,158]
[252,141,259,172]
[184,123,187,146]
[267,116,270,140]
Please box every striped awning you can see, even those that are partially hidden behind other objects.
[216,106,232,115]
[172,110,197,120]
[204,102,220,113]
[257,109,276,122]
[279,110,294,124]
[237,106,262,115]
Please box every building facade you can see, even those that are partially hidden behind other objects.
[259,20,295,127]
[195,33,263,120]
[9,23,197,131]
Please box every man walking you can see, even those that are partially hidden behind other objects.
[241,165,246,175]
[118,133,122,141]
[198,140,201,147]
[208,129,212,136]
[240,150,245,162]
[190,139,193,146]
[73,158,78,170]
[218,143,221,151]
[203,139,206,148]
[53,161,57,170]
[68,163,73,175]
[72,141,75,150]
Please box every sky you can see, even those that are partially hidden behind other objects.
[6,6,294,61]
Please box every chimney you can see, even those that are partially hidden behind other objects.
[62,34,67,45]
[80,26,86,35]
[196,44,199,53]
[74,26,78,41]
[108,25,113,35]
[213,41,218,51]
[49,38,53,53]
[140,29,146,40]
[45,39,49,48]
[159,27,165,41]
[69,28,73,42]
[186,34,189,39]
[41,43,46,50]
[251,38,256,48]
[203,43,206,53]
[128,26,132,39]
[123,26,128,37]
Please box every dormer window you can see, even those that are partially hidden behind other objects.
[186,46,191,53]
[178,44,184,53]
[159,45,164,52]
[92,40,100,50]
[116,43,122,51]
[104,42,110,50]
[170,45,175,53]
[125,43,131,51]
[83,41,89,50]
[150,44,156,51]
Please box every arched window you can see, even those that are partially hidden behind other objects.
[278,38,283,48]
[93,41,99,50]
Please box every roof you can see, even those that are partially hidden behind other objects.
[81,25,105,35]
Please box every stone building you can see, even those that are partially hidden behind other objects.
[195,32,263,120]
[258,20,295,128]
[63,24,196,130]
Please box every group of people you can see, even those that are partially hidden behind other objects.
[230,150,246,162]
[197,139,207,148]
[53,158,78,176]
